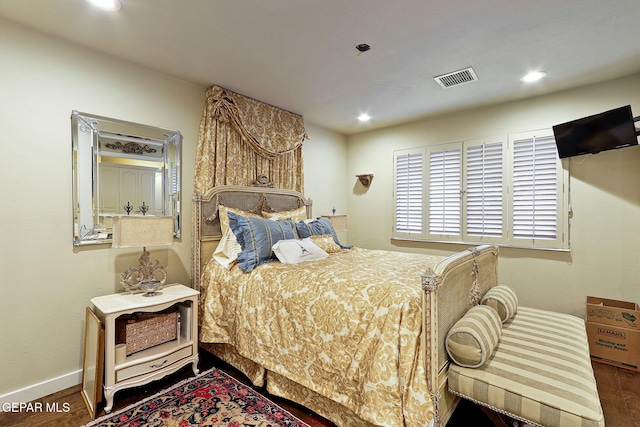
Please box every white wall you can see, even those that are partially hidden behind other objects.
[0,20,206,398]
[0,19,347,402]
[346,73,640,317]
[302,123,348,219]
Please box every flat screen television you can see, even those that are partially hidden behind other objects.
[552,105,638,159]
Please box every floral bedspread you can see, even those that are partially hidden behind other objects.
[199,247,444,427]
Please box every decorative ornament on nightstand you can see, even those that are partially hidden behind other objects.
[111,216,174,296]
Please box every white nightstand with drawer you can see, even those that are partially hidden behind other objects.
[90,283,199,413]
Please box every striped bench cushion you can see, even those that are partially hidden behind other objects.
[448,306,605,427]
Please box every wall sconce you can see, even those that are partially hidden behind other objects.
[356,174,374,187]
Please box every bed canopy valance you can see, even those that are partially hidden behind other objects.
[194,85,307,195]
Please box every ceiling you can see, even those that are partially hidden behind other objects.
[1,0,639,135]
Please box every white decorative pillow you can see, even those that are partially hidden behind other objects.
[211,205,261,268]
[481,285,518,323]
[211,228,242,268]
[446,305,502,368]
[272,238,329,264]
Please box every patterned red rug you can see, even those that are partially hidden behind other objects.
[83,368,310,427]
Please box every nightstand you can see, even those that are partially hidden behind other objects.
[321,214,347,245]
[90,283,199,413]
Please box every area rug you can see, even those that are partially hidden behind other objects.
[83,367,310,427]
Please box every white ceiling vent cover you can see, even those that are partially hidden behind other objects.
[434,67,478,88]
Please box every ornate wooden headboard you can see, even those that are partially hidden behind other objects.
[191,184,312,290]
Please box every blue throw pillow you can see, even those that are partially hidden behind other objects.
[296,217,352,249]
[228,212,297,272]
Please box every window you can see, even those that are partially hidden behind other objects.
[465,139,505,239]
[393,129,569,250]
[428,143,461,237]
[394,148,425,238]
[509,130,567,249]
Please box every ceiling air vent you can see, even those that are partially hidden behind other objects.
[434,67,478,88]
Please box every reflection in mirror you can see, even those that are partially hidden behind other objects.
[72,111,181,246]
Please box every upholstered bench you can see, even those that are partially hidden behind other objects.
[446,286,605,427]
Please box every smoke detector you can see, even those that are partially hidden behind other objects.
[434,67,478,88]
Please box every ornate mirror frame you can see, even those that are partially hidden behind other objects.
[72,111,182,246]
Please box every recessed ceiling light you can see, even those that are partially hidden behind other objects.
[357,113,372,122]
[87,0,121,10]
[521,71,547,83]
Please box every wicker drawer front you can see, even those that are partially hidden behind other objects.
[117,312,178,355]
[116,346,192,382]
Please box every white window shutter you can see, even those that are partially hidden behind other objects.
[394,148,425,237]
[465,139,506,240]
[427,144,462,238]
[509,129,567,249]
[391,129,569,250]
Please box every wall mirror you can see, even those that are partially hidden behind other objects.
[72,111,181,246]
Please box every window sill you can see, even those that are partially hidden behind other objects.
[390,237,571,252]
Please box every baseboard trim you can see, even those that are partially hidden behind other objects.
[0,370,82,408]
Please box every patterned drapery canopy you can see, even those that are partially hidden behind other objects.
[194,85,307,195]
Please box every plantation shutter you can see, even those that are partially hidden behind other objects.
[465,139,505,240]
[391,129,569,250]
[510,130,567,248]
[393,148,425,237]
[171,165,179,195]
[427,144,462,238]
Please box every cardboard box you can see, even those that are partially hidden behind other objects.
[586,321,640,371]
[586,296,640,371]
[587,296,639,329]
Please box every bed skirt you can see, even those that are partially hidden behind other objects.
[201,342,381,427]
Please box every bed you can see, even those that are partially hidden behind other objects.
[192,184,499,427]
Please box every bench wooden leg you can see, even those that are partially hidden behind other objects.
[479,406,521,427]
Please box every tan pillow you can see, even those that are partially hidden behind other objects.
[481,285,518,323]
[262,206,308,222]
[309,234,341,254]
[446,305,502,368]
[219,205,260,236]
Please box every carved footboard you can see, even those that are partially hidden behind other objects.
[422,245,499,426]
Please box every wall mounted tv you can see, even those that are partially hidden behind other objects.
[552,105,639,159]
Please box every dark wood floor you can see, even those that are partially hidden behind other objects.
[0,349,637,427]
